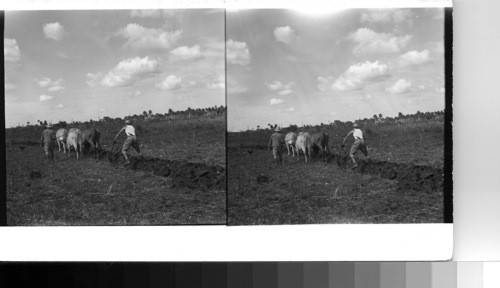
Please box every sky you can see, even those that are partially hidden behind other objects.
[227,8,445,131]
[4,9,225,128]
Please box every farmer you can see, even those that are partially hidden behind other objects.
[114,119,142,165]
[40,124,56,163]
[341,123,371,168]
[268,126,285,168]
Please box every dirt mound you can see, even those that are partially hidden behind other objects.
[129,157,225,191]
[357,160,443,192]
[324,149,443,192]
[92,149,225,191]
[29,170,42,179]
[256,174,270,184]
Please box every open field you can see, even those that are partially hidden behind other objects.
[5,115,226,225]
[227,119,445,225]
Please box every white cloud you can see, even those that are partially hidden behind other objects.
[278,89,294,96]
[366,94,373,99]
[399,50,430,66]
[117,23,182,50]
[43,22,65,41]
[286,107,295,112]
[418,85,426,90]
[37,78,53,88]
[267,81,295,92]
[4,38,20,62]
[86,72,103,87]
[207,74,225,90]
[386,79,412,94]
[317,76,334,91]
[267,81,295,95]
[170,45,202,60]
[48,85,64,92]
[55,103,64,108]
[39,95,54,102]
[5,82,17,90]
[37,78,65,92]
[227,39,250,65]
[332,61,389,91]
[436,87,445,93]
[156,75,182,90]
[361,9,413,24]
[130,9,162,18]
[348,28,411,54]
[270,98,284,105]
[274,26,297,44]
[101,57,160,87]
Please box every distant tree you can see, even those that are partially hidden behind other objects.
[148,110,152,116]
[398,112,404,118]
[168,108,173,114]
[372,114,378,120]
[26,121,30,126]
[43,120,48,126]
[378,113,383,119]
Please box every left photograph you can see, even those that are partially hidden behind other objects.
[4,9,226,225]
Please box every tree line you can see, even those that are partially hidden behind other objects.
[249,110,445,133]
[17,105,226,129]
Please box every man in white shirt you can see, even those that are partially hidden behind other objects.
[341,123,371,168]
[114,119,142,164]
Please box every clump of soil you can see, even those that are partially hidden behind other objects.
[325,149,443,192]
[357,159,443,192]
[30,170,42,179]
[256,174,270,184]
[91,148,225,191]
[131,157,225,191]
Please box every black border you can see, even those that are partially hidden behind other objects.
[224,9,229,226]
[444,7,453,224]
[1,11,6,226]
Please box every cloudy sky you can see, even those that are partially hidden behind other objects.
[227,8,445,131]
[4,9,224,127]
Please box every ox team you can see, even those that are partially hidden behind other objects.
[268,123,371,169]
[40,119,141,164]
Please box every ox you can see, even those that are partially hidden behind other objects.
[284,132,297,157]
[55,128,68,153]
[311,131,330,156]
[66,128,83,160]
[295,132,312,163]
[82,128,101,152]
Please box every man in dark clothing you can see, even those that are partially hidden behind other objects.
[268,126,285,168]
[40,124,56,163]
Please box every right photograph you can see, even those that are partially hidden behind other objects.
[227,8,449,225]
